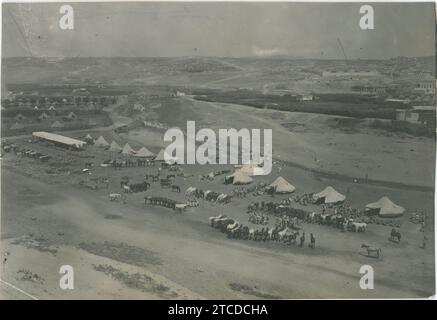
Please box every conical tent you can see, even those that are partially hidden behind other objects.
[51,121,64,128]
[365,196,405,217]
[121,143,136,155]
[10,122,24,130]
[38,112,49,120]
[85,134,93,140]
[67,112,77,119]
[134,147,154,158]
[94,136,109,147]
[313,186,346,204]
[270,177,296,193]
[109,141,122,152]
[227,170,253,185]
[14,113,25,121]
[239,162,266,176]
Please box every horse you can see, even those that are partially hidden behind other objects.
[361,244,382,258]
[351,222,367,232]
[109,193,122,201]
[123,185,131,193]
[390,228,401,242]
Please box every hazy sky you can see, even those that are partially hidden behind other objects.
[2,2,436,59]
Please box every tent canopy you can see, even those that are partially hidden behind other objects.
[270,176,296,193]
[134,147,154,158]
[94,136,109,147]
[38,112,49,120]
[10,122,24,130]
[51,121,64,128]
[109,141,122,152]
[313,186,346,204]
[365,196,405,217]
[239,162,266,176]
[67,112,77,119]
[121,143,136,155]
[227,170,253,185]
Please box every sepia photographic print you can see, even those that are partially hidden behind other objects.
[0,1,436,303]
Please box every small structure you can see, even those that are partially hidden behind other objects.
[10,122,25,130]
[313,186,346,204]
[238,161,266,176]
[395,106,435,124]
[14,113,25,121]
[38,112,49,121]
[32,131,86,150]
[84,134,94,144]
[94,136,110,148]
[134,147,154,158]
[225,170,253,185]
[121,143,136,155]
[414,81,435,95]
[109,141,123,152]
[270,176,296,193]
[67,112,78,120]
[365,196,405,217]
[51,120,65,128]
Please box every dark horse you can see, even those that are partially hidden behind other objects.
[390,228,401,243]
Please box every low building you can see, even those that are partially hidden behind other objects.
[32,132,86,150]
[351,86,387,95]
[414,81,436,95]
[395,106,435,125]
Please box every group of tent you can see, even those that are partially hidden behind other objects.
[225,166,405,217]
[312,187,405,217]
[89,134,169,159]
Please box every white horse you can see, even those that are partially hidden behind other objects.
[352,222,367,232]
[109,193,121,201]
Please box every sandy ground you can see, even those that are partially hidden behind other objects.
[147,96,434,188]
[0,138,434,299]
[1,96,435,299]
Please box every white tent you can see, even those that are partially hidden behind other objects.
[38,112,49,120]
[10,122,24,130]
[313,186,346,204]
[239,162,266,176]
[227,170,253,185]
[94,136,109,147]
[365,196,405,217]
[51,120,64,128]
[67,112,77,120]
[134,147,154,158]
[109,141,122,152]
[270,177,296,193]
[121,143,136,155]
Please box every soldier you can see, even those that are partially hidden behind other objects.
[299,232,305,248]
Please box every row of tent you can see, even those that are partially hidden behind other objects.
[9,120,66,130]
[227,171,405,217]
[89,135,406,217]
[14,112,77,122]
[91,135,173,159]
